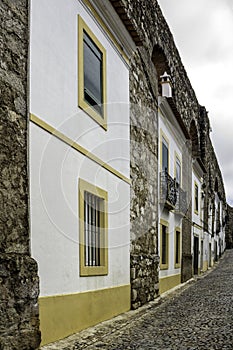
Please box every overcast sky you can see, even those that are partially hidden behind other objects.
[158,0,233,206]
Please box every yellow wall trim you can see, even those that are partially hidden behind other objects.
[39,284,130,346]
[159,274,181,295]
[192,222,203,230]
[30,113,131,185]
[203,260,208,272]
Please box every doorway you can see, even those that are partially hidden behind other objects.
[193,236,199,275]
[200,240,203,271]
[209,243,211,267]
[214,241,218,261]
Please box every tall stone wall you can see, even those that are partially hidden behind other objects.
[110,0,200,131]
[0,0,40,348]
[199,107,227,246]
[111,0,201,301]
[130,48,159,309]
[111,0,229,300]
[199,106,227,259]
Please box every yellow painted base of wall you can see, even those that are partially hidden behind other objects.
[39,284,130,346]
[159,274,181,295]
[202,260,208,272]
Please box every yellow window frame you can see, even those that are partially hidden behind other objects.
[160,129,170,173]
[160,219,169,270]
[78,15,107,130]
[194,181,199,215]
[174,227,181,268]
[174,152,182,186]
[79,178,108,276]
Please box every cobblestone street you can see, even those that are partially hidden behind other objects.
[42,250,233,350]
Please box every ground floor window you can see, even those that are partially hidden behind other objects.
[160,220,169,269]
[79,178,108,276]
[175,228,181,268]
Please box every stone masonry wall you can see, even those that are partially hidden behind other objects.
[130,48,159,309]
[0,0,40,348]
[199,107,227,259]
[111,0,228,302]
[113,0,201,304]
[111,0,200,131]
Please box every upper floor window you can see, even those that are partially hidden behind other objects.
[84,32,103,115]
[162,136,169,172]
[194,182,199,214]
[78,16,107,129]
[175,156,181,185]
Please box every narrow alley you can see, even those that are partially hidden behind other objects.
[42,250,233,350]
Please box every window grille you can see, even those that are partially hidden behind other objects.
[84,191,103,267]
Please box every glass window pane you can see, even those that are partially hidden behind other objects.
[83,32,103,114]
[162,139,169,172]
[176,159,181,184]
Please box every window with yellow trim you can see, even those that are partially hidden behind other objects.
[160,221,169,269]
[175,229,181,268]
[162,137,169,173]
[175,157,181,185]
[194,182,199,214]
[78,16,107,129]
[79,179,108,276]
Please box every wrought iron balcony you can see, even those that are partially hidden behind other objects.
[160,171,177,210]
[175,185,188,215]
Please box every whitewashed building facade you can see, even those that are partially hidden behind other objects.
[158,74,189,294]
[29,0,135,344]
[191,159,209,274]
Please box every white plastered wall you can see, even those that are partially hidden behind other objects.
[30,0,130,178]
[30,125,130,296]
[29,0,130,297]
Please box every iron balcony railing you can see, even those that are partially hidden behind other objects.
[175,185,188,215]
[160,171,177,210]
